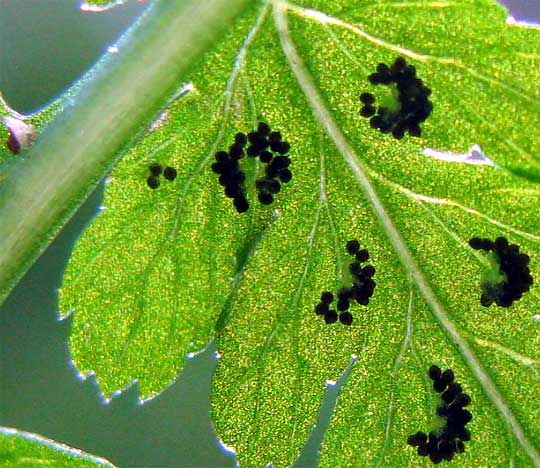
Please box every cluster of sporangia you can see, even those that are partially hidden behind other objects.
[210,122,292,213]
[314,240,376,325]
[407,366,472,464]
[135,63,522,466]
[146,163,177,189]
[469,236,533,307]
[360,57,433,139]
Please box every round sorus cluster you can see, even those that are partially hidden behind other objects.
[315,291,339,324]
[469,236,533,307]
[407,365,472,464]
[211,134,249,213]
[147,163,177,189]
[248,122,292,205]
[3,116,36,154]
[163,166,177,181]
[314,239,376,326]
[211,122,292,212]
[246,122,291,159]
[359,57,433,139]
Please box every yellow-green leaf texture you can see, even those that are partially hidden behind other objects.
[60,1,540,467]
[0,428,115,467]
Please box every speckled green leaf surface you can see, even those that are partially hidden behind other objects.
[0,427,115,467]
[60,1,540,467]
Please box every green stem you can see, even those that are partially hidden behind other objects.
[0,0,250,304]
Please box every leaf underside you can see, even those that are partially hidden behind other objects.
[58,1,540,467]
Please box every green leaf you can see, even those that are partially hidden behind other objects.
[60,1,270,396]
[59,0,540,467]
[0,0,251,305]
[0,427,115,467]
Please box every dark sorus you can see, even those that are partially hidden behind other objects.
[469,236,533,307]
[147,175,160,190]
[314,239,376,326]
[147,163,177,189]
[163,166,177,181]
[149,163,163,176]
[211,147,249,213]
[407,366,472,464]
[211,122,292,213]
[360,56,433,139]
[147,163,162,189]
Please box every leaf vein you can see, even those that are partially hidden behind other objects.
[273,2,540,464]
[372,280,415,468]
